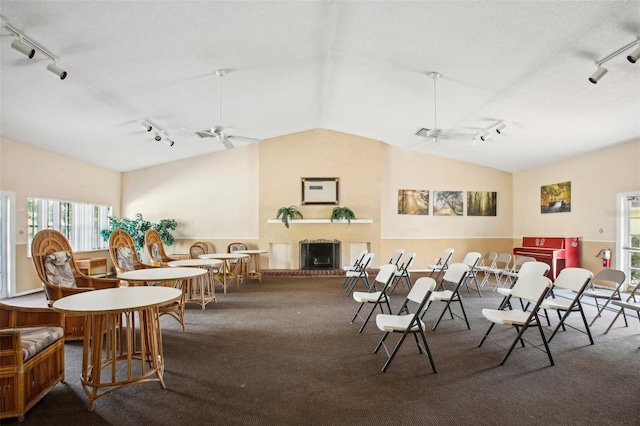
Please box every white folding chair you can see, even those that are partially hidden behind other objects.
[427,248,454,283]
[496,261,550,310]
[350,264,396,333]
[373,277,438,373]
[389,252,416,294]
[460,252,482,297]
[477,274,554,366]
[480,253,511,290]
[475,251,497,278]
[344,252,374,296]
[604,282,640,336]
[387,249,404,268]
[539,267,594,345]
[422,263,470,331]
[580,269,626,326]
[342,250,368,290]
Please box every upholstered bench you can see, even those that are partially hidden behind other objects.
[0,302,65,422]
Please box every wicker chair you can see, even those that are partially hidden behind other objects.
[189,241,210,259]
[30,229,120,340]
[144,229,179,266]
[109,229,186,331]
[0,302,65,422]
[227,242,249,277]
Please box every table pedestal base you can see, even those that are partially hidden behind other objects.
[81,308,165,411]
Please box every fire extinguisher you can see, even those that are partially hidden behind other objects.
[596,248,611,268]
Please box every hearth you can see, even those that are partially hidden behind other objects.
[299,239,341,270]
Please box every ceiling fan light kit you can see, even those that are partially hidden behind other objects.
[588,38,639,84]
[2,17,68,80]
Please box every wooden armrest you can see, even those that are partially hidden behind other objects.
[0,302,64,328]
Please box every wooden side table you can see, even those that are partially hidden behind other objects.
[77,257,108,277]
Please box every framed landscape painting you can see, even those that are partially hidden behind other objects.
[398,189,429,215]
[467,191,497,216]
[433,191,464,216]
[540,181,571,213]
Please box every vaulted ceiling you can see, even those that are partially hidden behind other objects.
[1,1,639,172]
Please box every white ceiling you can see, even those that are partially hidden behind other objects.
[1,1,639,173]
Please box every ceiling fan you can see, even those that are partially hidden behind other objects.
[194,69,259,149]
[415,71,448,143]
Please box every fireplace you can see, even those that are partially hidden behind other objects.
[300,239,341,269]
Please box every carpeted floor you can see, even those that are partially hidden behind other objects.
[4,275,639,425]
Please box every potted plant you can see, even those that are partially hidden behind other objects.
[276,206,303,228]
[100,213,177,253]
[330,206,356,223]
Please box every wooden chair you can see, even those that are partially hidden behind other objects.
[227,242,249,277]
[0,302,65,422]
[109,229,186,331]
[145,229,179,266]
[189,241,209,259]
[30,229,120,340]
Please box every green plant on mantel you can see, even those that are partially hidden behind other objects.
[100,213,177,253]
[330,206,356,223]
[276,206,304,228]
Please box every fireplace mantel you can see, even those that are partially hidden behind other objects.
[267,219,373,224]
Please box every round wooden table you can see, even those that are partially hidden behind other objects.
[167,259,222,308]
[199,253,249,293]
[53,286,183,411]
[235,249,268,282]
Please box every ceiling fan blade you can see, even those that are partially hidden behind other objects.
[196,130,215,138]
[228,135,260,144]
[220,137,235,150]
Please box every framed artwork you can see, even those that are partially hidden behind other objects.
[398,189,429,215]
[467,191,497,216]
[433,191,464,216]
[301,178,339,205]
[540,181,571,213]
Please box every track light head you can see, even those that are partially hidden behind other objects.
[47,62,67,80]
[495,122,507,134]
[154,132,162,142]
[480,131,490,142]
[11,39,35,59]
[142,121,153,132]
[627,44,640,63]
[165,139,175,147]
[588,66,607,84]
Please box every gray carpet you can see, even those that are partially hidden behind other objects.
[5,276,639,425]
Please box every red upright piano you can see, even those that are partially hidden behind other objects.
[513,237,580,280]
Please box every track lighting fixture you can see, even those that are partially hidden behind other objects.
[627,44,640,63]
[495,122,507,134]
[141,118,174,146]
[11,38,35,59]
[165,139,175,147]
[589,38,639,84]
[154,132,163,142]
[479,131,490,142]
[474,120,507,144]
[142,122,153,132]
[2,18,68,81]
[46,62,67,80]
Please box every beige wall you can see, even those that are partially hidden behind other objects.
[0,137,121,294]
[513,140,640,274]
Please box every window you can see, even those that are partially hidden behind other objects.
[616,192,640,290]
[27,197,112,254]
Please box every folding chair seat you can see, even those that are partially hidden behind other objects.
[477,274,554,366]
[604,282,640,336]
[344,252,374,296]
[480,253,511,290]
[350,264,396,333]
[459,252,482,297]
[501,256,537,287]
[389,252,416,294]
[422,263,470,330]
[580,269,626,326]
[426,248,454,283]
[496,261,550,310]
[538,267,594,345]
[373,277,438,373]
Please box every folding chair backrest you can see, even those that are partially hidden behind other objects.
[494,253,511,268]
[591,269,626,289]
[440,248,454,265]
[518,261,550,277]
[374,264,397,287]
[408,277,437,305]
[360,252,375,270]
[553,267,593,292]
[480,251,498,267]
[441,263,469,287]
[354,249,368,265]
[389,249,404,266]
[511,274,553,303]
[403,252,417,269]
[461,252,481,269]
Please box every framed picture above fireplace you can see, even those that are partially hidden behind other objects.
[301,177,339,205]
